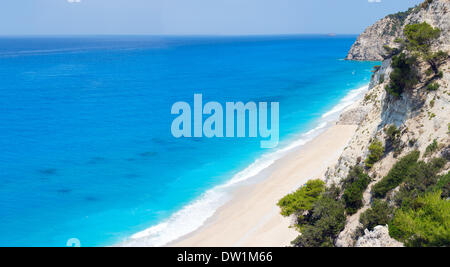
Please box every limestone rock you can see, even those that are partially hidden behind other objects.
[356,225,403,247]
[346,0,450,61]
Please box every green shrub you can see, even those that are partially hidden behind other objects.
[404,22,441,53]
[431,171,450,199]
[371,151,420,198]
[365,139,384,168]
[359,200,394,232]
[292,196,346,247]
[408,158,446,190]
[425,139,439,156]
[395,157,447,208]
[385,125,401,139]
[385,53,418,97]
[383,45,400,58]
[389,191,450,247]
[342,167,371,214]
[384,125,402,156]
[425,51,448,75]
[277,179,325,217]
[427,83,440,91]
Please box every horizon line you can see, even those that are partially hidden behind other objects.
[0,33,360,38]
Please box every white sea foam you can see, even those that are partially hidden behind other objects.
[122,84,369,247]
[321,85,368,119]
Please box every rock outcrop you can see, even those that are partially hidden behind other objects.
[346,15,406,61]
[355,226,403,247]
[328,0,450,247]
[346,0,450,61]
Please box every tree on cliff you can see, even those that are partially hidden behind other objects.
[385,22,447,96]
[404,22,448,75]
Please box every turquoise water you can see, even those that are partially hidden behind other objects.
[0,35,376,247]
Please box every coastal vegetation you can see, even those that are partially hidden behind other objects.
[371,151,420,198]
[384,21,447,97]
[393,157,447,208]
[384,125,402,157]
[365,139,384,168]
[291,187,346,247]
[385,52,418,97]
[277,179,325,217]
[286,167,371,246]
[359,199,394,233]
[425,139,439,156]
[370,151,448,246]
[427,82,440,91]
[282,147,449,247]
[282,0,449,247]
[389,190,450,247]
[404,22,441,53]
[342,166,371,214]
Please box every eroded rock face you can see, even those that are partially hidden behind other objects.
[337,107,370,126]
[346,16,404,61]
[406,0,450,52]
[356,225,403,247]
[329,0,450,247]
[346,0,450,61]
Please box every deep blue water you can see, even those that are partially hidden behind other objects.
[0,35,376,246]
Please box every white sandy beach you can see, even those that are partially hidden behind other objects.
[171,124,357,247]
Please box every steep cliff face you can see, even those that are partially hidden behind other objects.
[346,0,450,61]
[406,0,450,52]
[346,16,406,61]
[327,0,450,247]
[329,57,449,246]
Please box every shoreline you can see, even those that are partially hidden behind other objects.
[121,85,368,247]
[169,124,357,247]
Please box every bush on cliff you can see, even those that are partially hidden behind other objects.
[342,166,371,215]
[292,195,346,247]
[394,157,447,208]
[432,172,450,199]
[277,179,325,217]
[371,151,420,198]
[385,53,418,97]
[389,190,450,247]
[425,50,448,75]
[385,125,402,156]
[365,139,384,168]
[404,22,441,53]
[359,199,394,232]
[424,139,439,156]
[403,22,447,76]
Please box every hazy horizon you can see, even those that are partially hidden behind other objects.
[1,0,423,36]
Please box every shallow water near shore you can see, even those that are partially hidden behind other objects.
[0,35,376,246]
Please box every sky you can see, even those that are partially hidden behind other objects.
[0,0,424,35]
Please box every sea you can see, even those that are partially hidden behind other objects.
[0,35,377,246]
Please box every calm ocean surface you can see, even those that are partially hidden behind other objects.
[0,35,376,246]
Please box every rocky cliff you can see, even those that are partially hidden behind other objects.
[346,0,450,61]
[328,0,450,247]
